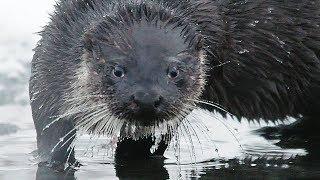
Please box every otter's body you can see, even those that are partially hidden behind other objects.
[30,0,320,165]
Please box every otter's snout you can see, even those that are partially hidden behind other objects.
[130,91,164,112]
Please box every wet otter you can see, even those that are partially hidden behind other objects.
[30,0,320,165]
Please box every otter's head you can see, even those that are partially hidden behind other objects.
[74,3,207,138]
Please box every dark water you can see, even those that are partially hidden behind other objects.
[1,1,320,179]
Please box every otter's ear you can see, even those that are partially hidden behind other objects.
[195,36,204,51]
[84,32,94,52]
[83,32,104,62]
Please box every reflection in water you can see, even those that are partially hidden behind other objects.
[32,110,320,179]
[1,105,320,179]
[35,158,169,180]
[115,158,169,180]
[257,117,320,163]
[199,160,320,179]
[36,163,76,180]
[34,154,320,180]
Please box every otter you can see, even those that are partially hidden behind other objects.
[30,0,320,166]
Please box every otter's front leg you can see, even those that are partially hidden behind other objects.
[35,118,77,168]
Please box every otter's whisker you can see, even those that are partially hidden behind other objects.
[181,105,221,157]
[64,95,108,102]
[51,132,77,155]
[60,133,77,151]
[181,121,197,165]
[49,103,107,120]
[173,127,181,165]
[202,110,244,152]
[83,135,97,157]
[76,108,106,125]
[43,106,95,135]
[41,117,64,135]
[183,118,204,155]
[65,146,75,169]
[95,115,115,135]
[49,129,76,153]
[190,117,221,158]
[187,99,233,116]
[183,102,243,150]
[76,108,109,131]
[67,136,78,154]
[94,115,118,136]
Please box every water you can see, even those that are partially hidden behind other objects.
[1,106,319,179]
[0,1,320,179]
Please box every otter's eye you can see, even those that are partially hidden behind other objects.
[167,67,179,79]
[113,66,125,78]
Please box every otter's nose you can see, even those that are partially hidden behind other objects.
[132,91,163,110]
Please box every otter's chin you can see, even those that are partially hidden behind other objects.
[126,110,165,126]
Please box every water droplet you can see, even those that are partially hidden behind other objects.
[249,23,256,27]
[267,7,274,13]
[275,58,283,63]
[282,164,290,169]
[239,49,249,54]
[38,104,44,110]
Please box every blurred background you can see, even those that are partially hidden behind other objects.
[0,0,55,106]
[0,0,55,178]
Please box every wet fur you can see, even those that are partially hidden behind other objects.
[30,0,320,164]
[201,0,320,120]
